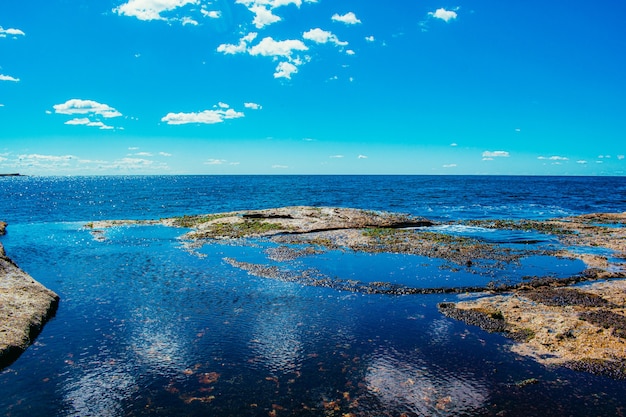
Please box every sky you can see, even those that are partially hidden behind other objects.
[1,0,625,175]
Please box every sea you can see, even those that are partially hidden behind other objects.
[0,175,625,416]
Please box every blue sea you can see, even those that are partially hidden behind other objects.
[1,175,625,416]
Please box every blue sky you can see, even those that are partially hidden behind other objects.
[1,0,625,175]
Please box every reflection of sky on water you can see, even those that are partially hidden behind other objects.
[248,309,304,374]
[130,316,189,376]
[62,360,137,417]
[427,318,454,346]
[364,349,488,416]
[3,220,626,416]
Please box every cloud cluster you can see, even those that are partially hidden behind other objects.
[236,0,318,29]
[161,102,245,125]
[53,99,123,130]
[1,150,172,174]
[213,1,361,79]
[54,99,122,118]
[113,0,219,25]
[219,32,312,79]
[1,26,25,89]
[217,21,355,79]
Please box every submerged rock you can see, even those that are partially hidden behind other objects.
[0,223,59,369]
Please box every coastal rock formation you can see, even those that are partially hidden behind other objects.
[436,211,626,379]
[439,280,626,379]
[170,206,434,239]
[0,223,59,369]
[87,207,626,378]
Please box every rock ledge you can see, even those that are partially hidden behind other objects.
[0,222,59,369]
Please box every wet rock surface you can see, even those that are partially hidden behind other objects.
[0,222,59,369]
[439,279,626,379]
[435,213,626,379]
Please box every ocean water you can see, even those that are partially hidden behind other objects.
[0,175,625,416]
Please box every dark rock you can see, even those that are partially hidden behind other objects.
[523,287,613,308]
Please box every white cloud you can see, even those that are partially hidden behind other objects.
[331,12,361,25]
[249,37,308,57]
[19,154,75,162]
[217,32,258,55]
[274,61,298,79]
[64,117,114,130]
[201,9,221,18]
[450,143,458,147]
[443,164,457,168]
[329,155,344,159]
[217,102,230,108]
[236,0,318,28]
[365,35,375,42]
[161,107,245,125]
[182,16,198,25]
[618,155,625,160]
[205,158,227,165]
[159,152,173,157]
[538,156,569,161]
[113,0,199,22]
[0,27,25,37]
[244,102,262,110]
[53,99,122,118]
[0,74,20,82]
[577,160,588,164]
[114,157,154,169]
[303,28,348,46]
[134,152,154,156]
[429,8,458,22]
[358,155,368,159]
[272,164,289,169]
[346,49,355,55]
[219,34,309,79]
[250,5,281,28]
[6,151,173,174]
[482,151,510,159]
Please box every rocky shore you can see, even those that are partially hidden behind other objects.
[438,212,626,379]
[0,221,59,369]
[86,207,626,378]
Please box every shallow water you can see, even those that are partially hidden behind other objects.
[1,176,626,416]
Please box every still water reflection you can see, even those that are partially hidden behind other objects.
[1,222,625,416]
